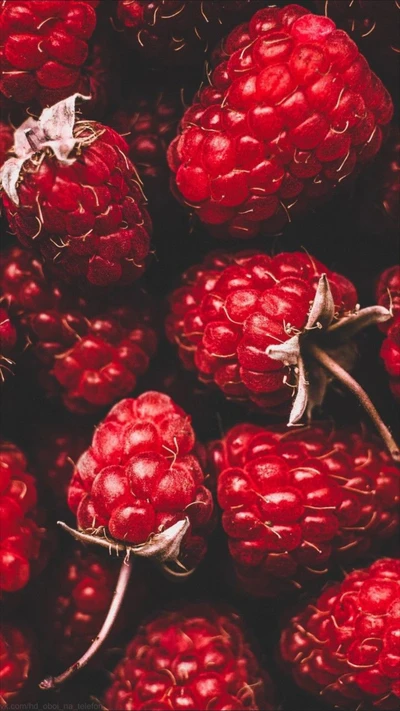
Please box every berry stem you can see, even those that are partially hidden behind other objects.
[308,343,400,462]
[39,558,133,690]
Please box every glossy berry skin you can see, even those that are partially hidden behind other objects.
[0,0,100,108]
[280,558,400,710]
[68,392,214,569]
[1,121,152,288]
[0,624,31,707]
[116,0,260,66]
[104,604,275,710]
[168,4,393,239]
[0,121,12,167]
[209,423,399,597]
[0,247,157,414]
[0,306,17,379]
[166,250,357,410]
[376,266,400,402]
[0,441,46,594]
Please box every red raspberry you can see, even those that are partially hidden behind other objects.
[0,247,157,414]
[0,0,101,109]
[116,0,261,66]
[0,305,17,382]
[68,391,214,570]
[0,441,48,594]
[376,266,400,402]
[166,250,358,413]
[0,94,152,287]
[280,558,400,710]
[168,4,393,239]
[104,603,276,710]
[209,423,399,596]
[0,624,32,706]
[0,120,12,167]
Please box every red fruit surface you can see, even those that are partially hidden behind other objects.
[0,624,31,706]
[116,0,261,66]
[209,423,399,596]
[0,121,12,167]
[104,603,275,710]
[68,392,214,569]
[168,4,393,238]
[0,306,17,382]
[0,0,100,108]
[0,441,46,594]
[280,558,400,710]
[1,116,152,288]
[166,250,357,410]
[0,247,157,414]
[376,266,400,402]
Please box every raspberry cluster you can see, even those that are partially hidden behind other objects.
[376,266,400,401]
[0,624,32,706]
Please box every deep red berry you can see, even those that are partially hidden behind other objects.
[0,121,12,167]
[104,603,276,710]
[68,392,214,570]
[166,250,357,411]
[0,95,152,287]
[116,0,261,66]
[209,423,399,596]
[280,558,400,710]
[0,624,31,706]
[0,0,101,109]
[0,441,47,593]
[0,247,157,414]
[0,306,17,382]
[376,266,400,402]
[168,4,393,238]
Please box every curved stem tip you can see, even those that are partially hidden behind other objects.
[308,343,400,462]
[39,557,133,690]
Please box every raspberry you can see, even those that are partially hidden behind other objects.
[0,120,12,167]
[168,4,393,239]
[0,441,47,594]
[116,0,261,66]
[0,94,152,287]
[104,603,276,710]
[376,266,400,402]
[0,624,32,706]
[0,246,157,414]
[0,0,101,109]
[280,558,400,710]
[0,305,17,382]
[209,422,399,596]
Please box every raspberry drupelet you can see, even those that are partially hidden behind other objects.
[104,603,276,711]
[208,422,399,597]
[0,94,152,287]
[280,557,400,710]
[0,624,32,707]
[0,306,17,382]
[40,392,215,690]
[376,266,400,402]
[0,246,157,414]
[168,4,393,239]
[0,120,12,167]
[0,441,47,594]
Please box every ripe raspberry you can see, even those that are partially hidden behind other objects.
[0,120,12,167]
[0,246,157,414]
[111,92,182,206]
[116,0,261,66]
[0,94,152,287]
[280,558,400,710]
[208,422,399,597]
[104,603,276,710]
[0,441,47,593]
[376,266,400,402]
[0,0,101,109]
[0,624,32,706]
[0,306,17,382]
[67,391,214,571]
[168,4,393,239]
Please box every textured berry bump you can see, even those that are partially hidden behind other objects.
[0,120,12,167]
[0,441,47,593]
[209,423,399,597]
[0,624,31,707]
[376,266,400,402]
[166,250,358,412]
[280,558,400,710]
[68,392,214,571]
[104,603,276,710]
[0,94,152,287]
[0,0,100,108]
[168,4,393,238]
[0,247,157,413]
